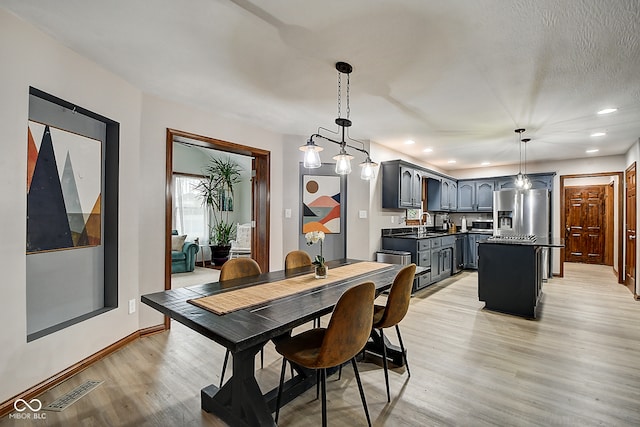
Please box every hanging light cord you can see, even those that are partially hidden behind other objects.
[309,63,370,157]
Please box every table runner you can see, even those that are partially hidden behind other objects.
[189,261,393,315]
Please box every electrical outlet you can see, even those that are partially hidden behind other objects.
[391,216,395,223]
[359,210,367,219]
[128,299,136,314]
[285,208,292,218]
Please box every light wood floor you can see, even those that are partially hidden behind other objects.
[3,264,639,426]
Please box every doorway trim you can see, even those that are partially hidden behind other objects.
[559,172,623,282]
[164,129,270,327]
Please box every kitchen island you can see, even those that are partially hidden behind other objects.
[478,238,563,319]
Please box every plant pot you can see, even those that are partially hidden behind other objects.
[210,245,232,266]
[314,265,328,279]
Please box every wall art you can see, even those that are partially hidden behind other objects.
[27,120,102,253]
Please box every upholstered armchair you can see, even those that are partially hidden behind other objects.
[171,230,199,273]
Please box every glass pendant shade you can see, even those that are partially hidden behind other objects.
[515,172,525,188]
[333,149,353,175]
[299,139,323,168]
[359,157,378,180]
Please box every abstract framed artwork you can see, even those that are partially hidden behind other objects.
[302,175,341,234]
[27,120,102,253]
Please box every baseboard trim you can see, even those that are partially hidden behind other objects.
[0,323,168,418]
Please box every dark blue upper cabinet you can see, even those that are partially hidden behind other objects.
[457,179,495,212]
[382,160,423,209]
[382,160,554,212]
[427,177,457,211]
[496,173,554,191]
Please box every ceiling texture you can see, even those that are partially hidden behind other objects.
[3,0,640,170]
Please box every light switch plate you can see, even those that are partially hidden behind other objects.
[285,208,292,218]
[359,210,367,219]
[128,299,136,314]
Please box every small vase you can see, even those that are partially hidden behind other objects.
[315,265,328,279]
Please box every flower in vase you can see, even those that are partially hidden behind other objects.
[305,231,325,267]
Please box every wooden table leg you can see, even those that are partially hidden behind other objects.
[201,344,274,426]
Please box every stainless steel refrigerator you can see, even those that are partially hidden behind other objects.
[493,188,552,277]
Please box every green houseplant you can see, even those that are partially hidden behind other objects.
[196,156,242,265]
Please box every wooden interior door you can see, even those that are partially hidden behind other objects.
[625,163,636,289]
[604,183,614,266]
[565,186,606,264]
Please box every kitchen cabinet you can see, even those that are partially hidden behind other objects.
[496,173,554,191]
[381,236,432,292]
[427,178,457,211]
[429,235,454,282]
[464,233,490,269]
[478,242,543,318]
[382,161,423,209]
[457,179,495,211]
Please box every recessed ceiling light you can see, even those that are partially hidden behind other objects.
[597,108,617,115]
[405,139,415,145]
[423,148,433,153]
[481,161,491,166]
[590,132,606,137]
[586,149,599,153]
[447,160,456,164]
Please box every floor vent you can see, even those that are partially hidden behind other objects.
[44,380,103,412]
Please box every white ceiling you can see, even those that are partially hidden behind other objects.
[3,0,640,170]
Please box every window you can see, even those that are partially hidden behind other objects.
[174,175,208,244]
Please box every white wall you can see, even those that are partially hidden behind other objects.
[138,94,285,328]
[0,9,142,402]
[0,9,287,403]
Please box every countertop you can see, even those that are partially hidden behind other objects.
[381,228,493,240]
[479,237,565,247]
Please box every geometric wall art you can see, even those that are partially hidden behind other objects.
[302,175,341,234]
[27,120,102,253]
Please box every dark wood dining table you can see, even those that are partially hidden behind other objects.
[141,258,416,427]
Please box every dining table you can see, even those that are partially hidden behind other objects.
[141,258,419,427]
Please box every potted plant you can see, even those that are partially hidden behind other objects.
[196,156,243,265]
[305,231,327,278]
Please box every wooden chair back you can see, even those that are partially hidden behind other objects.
[219,258,262,281]
[284,250,313,270]
[316,281,375,368]
[374,264,416,329]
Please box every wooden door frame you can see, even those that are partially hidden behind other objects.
[164,129,270,328]
[559,172,623,282]
[624,162,637,299]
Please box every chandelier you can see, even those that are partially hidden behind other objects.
[514,128,532,189]
[299,62,378,180]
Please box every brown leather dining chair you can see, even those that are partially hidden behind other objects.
[372,263,416,402]
[284,250,313,270]
[284,250,321,327]
[274,281,375,427]
[218,258,262,388]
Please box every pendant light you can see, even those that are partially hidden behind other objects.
[522,137,532,189]
[299,62,378,180]
[514,128,526,188]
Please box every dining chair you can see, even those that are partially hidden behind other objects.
[284,250,321,327]
[274,281,375,427]
[284,250,313,270]
[218,258,262,388]
[372,263,416,402]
